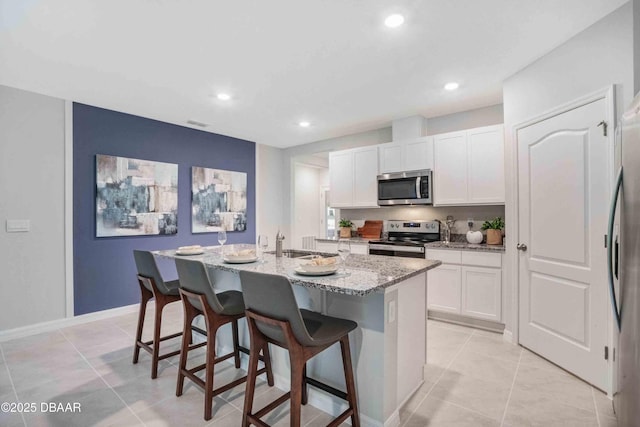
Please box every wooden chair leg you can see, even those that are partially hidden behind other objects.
[289,350,304,427]
[204,324,217,421]
[176,301,196,397]
[133,286,152,364]
[242,334,263,426]
[262,342,274,387]
[301,363,308,405]
[341,335,360,427]
[151,299,165,379]
[232,319,241,369]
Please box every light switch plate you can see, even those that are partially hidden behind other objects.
[6,219,30,232]
[388,300,396,323]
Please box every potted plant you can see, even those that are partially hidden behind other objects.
[481,217,505,245]
[339,219,353,238]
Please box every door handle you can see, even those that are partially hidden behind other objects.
[517,243,527,252]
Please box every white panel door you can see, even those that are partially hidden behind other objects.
[461,266,501,321]
[434,132,468,205]
[329,151,353,207]
[404,137,433,172]
[379,143,403,173]
[353,147,379,207]
[467,125,505,204]
[518,99,609,390]
[427,265,461,314]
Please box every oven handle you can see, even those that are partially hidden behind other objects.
[369,244,425,253]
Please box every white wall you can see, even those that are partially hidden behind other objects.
[292,163,323,247]
[255,144,285,250]
[0,85,67,330]
[426,104,503,135]
[502,2,634,338]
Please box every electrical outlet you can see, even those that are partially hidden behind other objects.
[467,218,474,228]
[388,300,396,323]
[6,220,30,233]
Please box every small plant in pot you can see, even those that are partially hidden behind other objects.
[339,219,353,238]
[481,217,505,245]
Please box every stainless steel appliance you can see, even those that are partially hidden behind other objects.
[609,95,640,426]
[377,169,433,206]
[368,220,439,258]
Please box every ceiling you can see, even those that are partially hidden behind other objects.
[0,0,627,148]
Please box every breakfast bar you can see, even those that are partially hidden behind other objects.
[155,247,439,427]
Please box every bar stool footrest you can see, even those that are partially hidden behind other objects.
[306,377,348,401]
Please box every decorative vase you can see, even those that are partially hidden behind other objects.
[466,231,483,244]
[340,227,351,238]
[486,229,503,245]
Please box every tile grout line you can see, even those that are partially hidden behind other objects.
[401,328,475,426]
[499,346,523,427]
[591,386,602,427]
[0,345,28,427]
[58,329,148,427]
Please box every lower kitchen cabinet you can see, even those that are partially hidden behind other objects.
[427,249,502,322]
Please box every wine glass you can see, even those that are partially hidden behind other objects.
[258,235,268,262]
[337,238,351,274]
[218,230,227,256]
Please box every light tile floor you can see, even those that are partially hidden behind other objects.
[0,304,616,427]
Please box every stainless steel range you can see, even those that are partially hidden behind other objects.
[368,220,440,258]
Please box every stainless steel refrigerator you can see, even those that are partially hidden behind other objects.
[610,94,640,426]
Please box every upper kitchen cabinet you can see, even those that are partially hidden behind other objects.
[379,136,434,174]
[329,146,379,208]
[434,124,505,206]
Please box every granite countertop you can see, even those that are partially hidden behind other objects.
[425,241,505,253]
[315,237,371,244]
[154,246,440,296]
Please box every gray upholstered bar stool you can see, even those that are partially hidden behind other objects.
[174,258,274,421]
[132,250,190,379]
[239,270,360,427]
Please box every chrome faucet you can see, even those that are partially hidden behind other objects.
[275,230,285,257]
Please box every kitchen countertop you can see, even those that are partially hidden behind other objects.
[315,237,371,244]
[154,246,440,296]
[425,241,505,253]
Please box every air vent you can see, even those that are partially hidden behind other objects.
[186,119,208,127]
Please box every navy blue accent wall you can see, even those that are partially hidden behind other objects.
[73,103,256,315]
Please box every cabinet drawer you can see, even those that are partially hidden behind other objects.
[426,249,461,265]
[461,251,501,268]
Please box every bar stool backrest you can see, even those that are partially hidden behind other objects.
[174,258,225,313]
[133,250,173,295]
[239,270,315,347]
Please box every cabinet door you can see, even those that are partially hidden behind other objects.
[461,266,501,321]
[329,151,354,207]
[353,147,379,207]
[404,137,433,171]
[434,132,468,205]
[467,125,505,204]
[379,143,404,173]
[427,264,461,314]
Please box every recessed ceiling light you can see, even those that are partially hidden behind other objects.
[299,121,311,128]
[216,93,231,101]
[444,82,459,91]
[384,14,405,28]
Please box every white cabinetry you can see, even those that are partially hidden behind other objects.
[379,137,433,174]
[329,147,378,208]
[433,125,504,206]
[316,241,368,255]
[427,249,502,322]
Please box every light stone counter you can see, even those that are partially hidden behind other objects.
[425,240,505,253]
[154,245,440,426]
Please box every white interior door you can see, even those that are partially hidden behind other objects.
[517,98,609,390]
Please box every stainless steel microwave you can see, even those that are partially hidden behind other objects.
[377,169,433,206]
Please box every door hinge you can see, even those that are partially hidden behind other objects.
[598,120,608,136]
[604,234,608,248]
[605,346,609,360]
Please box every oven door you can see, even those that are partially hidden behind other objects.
[377,170,432,206]
[369,244,426,259]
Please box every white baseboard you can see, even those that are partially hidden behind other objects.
[503,329,514,344]
[0,304,140,343]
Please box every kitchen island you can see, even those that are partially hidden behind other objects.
[155,247,440,427]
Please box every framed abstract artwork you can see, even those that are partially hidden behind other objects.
[96,154,178,237]
[191,166,247,233]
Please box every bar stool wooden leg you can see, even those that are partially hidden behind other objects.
[301,363,308,405]
[176,300,197,397]
[132,284,152,364]
[204,323,218,421]
[232,319,241,369]
[263,343,274,387]
[151,302,166,379]
[341,335,360,427]
[289,346,304,427]
[242,334,263,426]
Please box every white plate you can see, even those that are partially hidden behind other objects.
[176,250,204,256]
[294,266,337,276]
[223,256,258,264]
